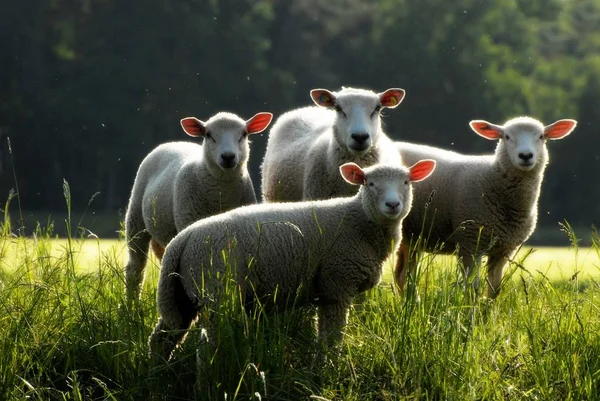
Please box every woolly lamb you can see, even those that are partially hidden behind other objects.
[394,117,577,298]
[124,111,273,298]
[148,160,436,361]
[261,86,405,202]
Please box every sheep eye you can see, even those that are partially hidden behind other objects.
[239,131,248,142]
[204,132,214,141]
[334,104,346,117]
[404,180,408,185]
[505,135,511,140]
[368,182,374,187]
[371,105,382,117]
[539,134,544,140]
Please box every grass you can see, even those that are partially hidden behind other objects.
[1,214,600,400]
[4,237,597,282]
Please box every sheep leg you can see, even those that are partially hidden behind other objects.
[149,279,199,362]
[124,207,151,298]
[151,239,165,260]
[486,252,510,299]
[148,312,198,362]
[458,250,482,296]
[316,302,349,346]
[393,240,410,291]
[394,240,419,294]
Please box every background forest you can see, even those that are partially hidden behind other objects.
[1,0,599,243]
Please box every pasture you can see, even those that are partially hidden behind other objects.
[1,226,599,400]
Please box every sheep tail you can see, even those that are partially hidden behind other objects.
[150,235,198,361]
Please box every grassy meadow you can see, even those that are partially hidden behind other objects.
[1,217,600,400]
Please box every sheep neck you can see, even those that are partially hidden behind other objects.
[201,158,248,183]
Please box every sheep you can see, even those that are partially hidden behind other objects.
[124,111,273,298]
[261,86,405,202]
[393,116,577,298]
[148,159,436,361]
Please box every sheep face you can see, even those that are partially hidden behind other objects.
[340,160,435,222]
[311,87,405,156]
[469,117,577,172]
[503,120,547,171]
[367,169,410,220]
[180,112,273,171]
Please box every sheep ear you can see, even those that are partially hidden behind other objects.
[246,112,273,135]
[544,119,577,140]
[180,117,207,137]
[310,89,336,108]
[339,163,366,185]
[379,88,405,108]
[469,120,503,140]
[409,159,436,182]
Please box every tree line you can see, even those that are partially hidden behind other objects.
[1,0,598,242]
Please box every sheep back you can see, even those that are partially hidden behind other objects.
[261,106,334,201]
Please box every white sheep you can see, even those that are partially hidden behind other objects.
[148,160,436,361]
[261,86,405,202]
[393,116,577,298]
[124,111,273,298]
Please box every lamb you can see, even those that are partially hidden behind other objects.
[261,86,405,202]
[393,116,577,298]
[148,160,436,361]
[124,111,273,298]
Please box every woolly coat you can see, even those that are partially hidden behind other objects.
[261,107,399,202]
[150,164,413,361]
[397,140,544,260]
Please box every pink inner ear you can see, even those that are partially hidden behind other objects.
[380,89,405,108]
[409,159,436,182]
[340,163,365,185]
[469,120,502,140]
[180,118,205,137]
[246,113,273,134]
[545,119,577,139]
[310,89,336,108]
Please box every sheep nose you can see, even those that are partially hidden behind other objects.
[518,152,533,161]
[350,132,369,144]
[221,152,236,162]
[220,152,237,168]
[385,201,400,209]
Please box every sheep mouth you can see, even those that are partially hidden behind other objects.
[348,144,371,155]
[219,161,238,170]
[516,161,535,171]
[382,211,402,220]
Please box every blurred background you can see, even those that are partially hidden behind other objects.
[1,0,598,243]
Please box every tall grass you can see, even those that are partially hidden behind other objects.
[1,207,599,399]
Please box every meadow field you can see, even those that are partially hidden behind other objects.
[1,222,599,400]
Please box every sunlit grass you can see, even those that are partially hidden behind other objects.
[4,238,599,281]
[1,238,157,274]
[1,220,599,400]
